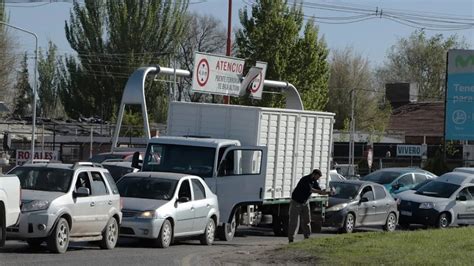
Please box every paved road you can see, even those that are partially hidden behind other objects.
[0,227,336,266]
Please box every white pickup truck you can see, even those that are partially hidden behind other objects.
[0,174,21,247]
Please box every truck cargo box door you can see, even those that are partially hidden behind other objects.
[216,146,267,221]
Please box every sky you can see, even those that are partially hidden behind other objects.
[4,0,474,69]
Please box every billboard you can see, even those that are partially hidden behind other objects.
[192,52,245,96]
[445,49,474,140]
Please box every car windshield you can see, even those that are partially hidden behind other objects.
[411,179,433,190]
[9,166,73,192]
[415,181,460,198]
[103,165,134,182]
[117,176,178,200]
[361,171,402,184]
[329,182,360,200]
[142,144,216,178]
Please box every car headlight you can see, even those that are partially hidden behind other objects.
[21,200,50,212]
[419,202,435,209]
[138,210,156,219]
[327,203,348,212]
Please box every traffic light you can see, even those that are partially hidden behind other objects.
[3,132,11,151]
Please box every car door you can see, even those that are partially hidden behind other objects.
[88,171,112,233]
[70,171,95,236]
[357,185,376,226]
[373,185,391,225]
[191,178,210,232]
[454,186,474,225]
[174,179,195,236]
[216,146,267,224]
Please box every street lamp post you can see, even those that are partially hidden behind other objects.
[0,21,38,161]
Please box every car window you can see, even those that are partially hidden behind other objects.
[104,172,120,195]
[103,165,134,182]
[360,186,375,201]
[192,179,206,200]
[414,173,428,183]
[90,171,109,196]
[178,179,192,200]
[397,174,414,186]
[329,182,360,200]
[415,181,460,198]
[117,176,177,200]
[76,172,92,195]
[458,187,474,201]
[374,186,386,200]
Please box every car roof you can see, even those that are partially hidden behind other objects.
[330,179,378,186]
[18,162,106,171]
[120,171,198,181]
[453,167,474,174]
[374,167,427,173]
[436,171,474,185]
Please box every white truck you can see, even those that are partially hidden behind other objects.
[0,174,21,247]
[114,66,335,240]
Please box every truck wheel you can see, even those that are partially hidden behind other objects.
[47,218,69,253]
[272,215,289,237]
[199,218,216,245]
[0,203,5,247]
[154,219,172,248]
[218,213,236,241]
[99,217,118,249]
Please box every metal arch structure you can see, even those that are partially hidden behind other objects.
[111,65,304,151]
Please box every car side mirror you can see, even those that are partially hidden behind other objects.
[74,187,90,197]
[177,196,190,203]
[131,151,142,169]
[359,197,369,203]
[458,195,467,201]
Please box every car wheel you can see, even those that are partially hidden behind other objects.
[218,213,237,241]
[26,238,44,248]
[437,213,450,229]
[99,217,118,249]
[47,218,69,254]
[384,212,397,232]
[155,219,172,248]
[200,218,216,245]
[341,213,355,233]
[0,205,5,247]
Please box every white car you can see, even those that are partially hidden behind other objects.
[0,174,21,247]
[7,162,122,253]
[117,172,219,248]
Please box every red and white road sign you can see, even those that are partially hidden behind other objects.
[192,52,245,96]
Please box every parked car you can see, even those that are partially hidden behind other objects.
[117,172,219,248]
[360,168,436,195]
[101,161,138,182]
[393,178,436,200]
[89,151,143,163]
[6,162,122,253]
[324,180,398,233]
[453,167,474,174]
[0,174,21,247]
[398,171,474,229]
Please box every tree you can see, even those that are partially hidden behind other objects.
[326,47,391,135]
[12,53,32,117]
[60,0,189,121]
[376,30,467,101]
[0,0,18,105]
[38,41,64,118]
[177,12,226,102]
[235,0,329,110]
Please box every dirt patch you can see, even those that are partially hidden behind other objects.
[206,243,320,266]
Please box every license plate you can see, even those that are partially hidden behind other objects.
[401,210,412,216]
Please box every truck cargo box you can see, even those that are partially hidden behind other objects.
[167,102,335,201]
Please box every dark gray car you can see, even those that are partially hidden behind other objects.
[324,180,399,233]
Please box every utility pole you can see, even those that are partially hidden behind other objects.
[349,88,355,176]
[223,0,232,104]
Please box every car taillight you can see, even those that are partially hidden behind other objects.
[120,197,124,210]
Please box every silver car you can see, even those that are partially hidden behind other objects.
[398,171,474,228]
[7,162,122,253]
[324,180,399,233]
[117,172,219,248]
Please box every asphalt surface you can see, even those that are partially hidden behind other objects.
[0,227,336,266]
